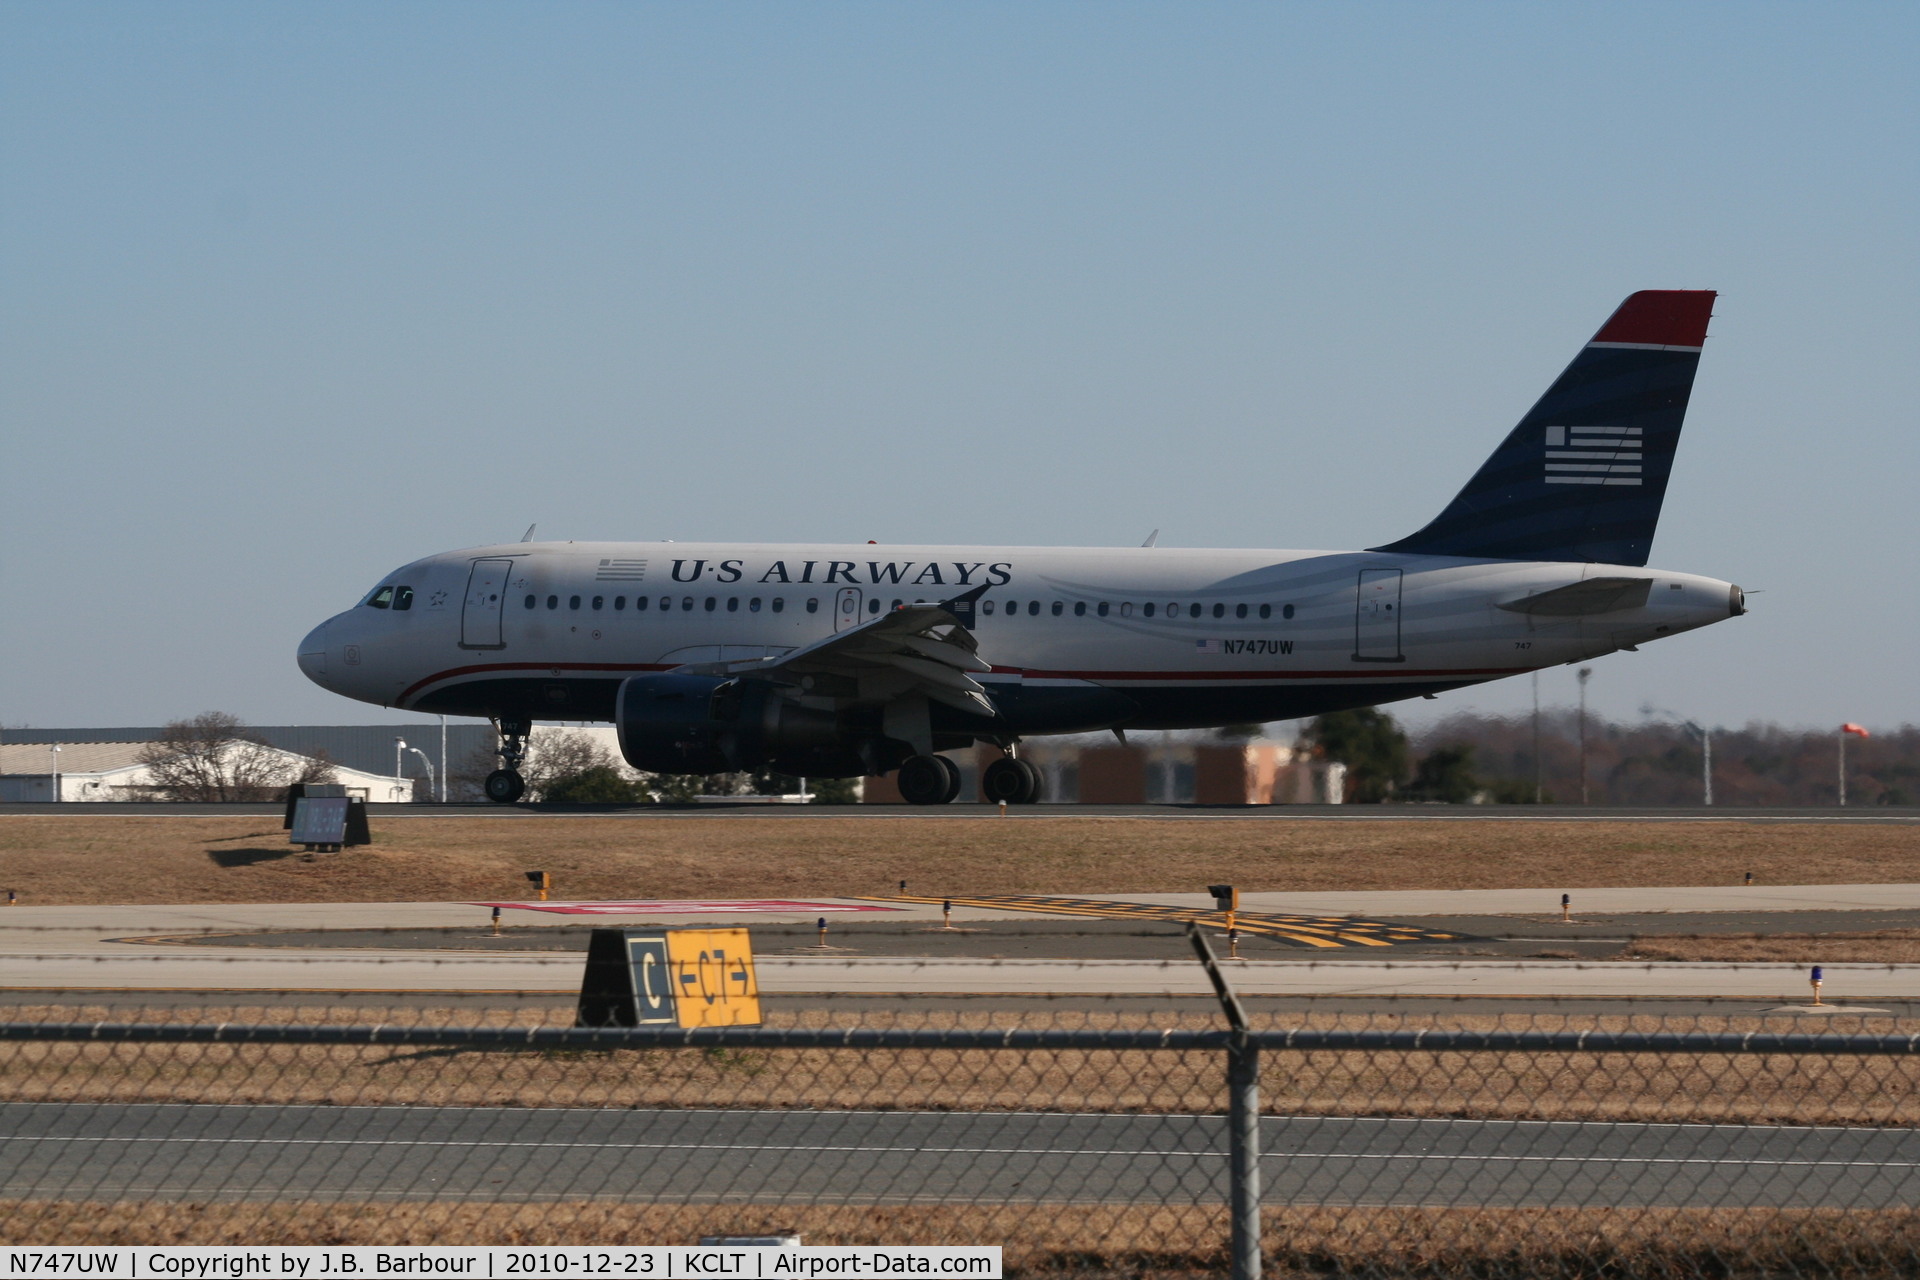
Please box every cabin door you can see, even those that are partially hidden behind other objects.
[1353,568,1405,662]
[461,558,513,649]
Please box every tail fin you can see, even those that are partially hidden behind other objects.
[1371,290,1716,566]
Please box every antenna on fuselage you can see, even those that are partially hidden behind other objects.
[521,523,537,542]
[1141,529,1159,548]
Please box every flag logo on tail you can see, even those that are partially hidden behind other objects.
[1545,425,1642,486]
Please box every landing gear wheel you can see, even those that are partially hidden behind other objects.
[484,769,527,804]
[981,757,1043,805]
[897,754,961,805]
[933,754,963,804]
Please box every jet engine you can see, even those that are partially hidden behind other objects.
[614,673,857,778]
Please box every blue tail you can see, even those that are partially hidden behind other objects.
[1372,290,1716,566]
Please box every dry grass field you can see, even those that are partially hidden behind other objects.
[1624,930,1920,963]
[6,1003,1916,1127]
[3,814,1918,905]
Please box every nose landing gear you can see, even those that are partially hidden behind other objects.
[484,717,532,804]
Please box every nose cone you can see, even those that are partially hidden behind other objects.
[297,622,330,687]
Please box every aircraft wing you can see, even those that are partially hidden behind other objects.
[673,585,998,717]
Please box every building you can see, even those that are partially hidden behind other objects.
[862,736,1345,805]
[0,739,413,803]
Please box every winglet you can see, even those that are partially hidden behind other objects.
[935,582,992,628]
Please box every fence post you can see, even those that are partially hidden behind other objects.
[1190,923,1260,1280]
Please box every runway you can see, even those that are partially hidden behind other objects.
[6,1102,1915,1209]
[5,892,1920,1002]
[4,949,1915,1003]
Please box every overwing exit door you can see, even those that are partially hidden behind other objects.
[1353,568,1405,662]
[834,587,864,633]
[461,558,513,650]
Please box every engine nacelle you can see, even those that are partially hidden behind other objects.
[615,674,854,777]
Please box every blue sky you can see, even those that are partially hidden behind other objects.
[2,2,1915,734]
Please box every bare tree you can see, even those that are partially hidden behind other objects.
[136,713,337,802]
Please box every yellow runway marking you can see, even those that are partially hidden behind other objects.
[866,895,1467,950]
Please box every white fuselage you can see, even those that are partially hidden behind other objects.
[298,540,1741,732]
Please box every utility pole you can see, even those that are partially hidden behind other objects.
[1577,668,1592,805]
[1839,723,1870,806]
[1702,727,1713,807]
[1531,671,1542,804]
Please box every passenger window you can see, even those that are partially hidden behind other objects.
[726,597,739,612]
[1211,603,1223,619]
[1073,602,1086,616]
[365,586,393,609]
[614,596,626,611]
[1051,601,1064,616]
[636,596,650,612]
[524,595,536,610]
[1235,603,1247,619]
[569,595,581,610]
[705,597,717,612]
[393,586,414,611]
[1121,602,1134,618]
[749,598,761,612]
[1282,603,1294,619]
[867,598,880,614]
[546,595,559,610]
[1097,602,1109,617]
[806,598,819,613]
[983,600,996,615]
[772,598,784,613]
[1004,600,1016,615]
[591,596,604,611]
[1143,603,1156,618]
[659,597,672,611]
[682,597,694,610]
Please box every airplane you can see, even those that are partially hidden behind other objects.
[298,289,1744,804]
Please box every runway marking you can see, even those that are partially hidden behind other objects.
[867,895,1468,949]
[6,1135,1914,1171]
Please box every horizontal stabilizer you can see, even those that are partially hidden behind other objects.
[1496,577,1653,616]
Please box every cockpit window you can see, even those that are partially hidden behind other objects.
[393,586,414,611]
[364,585,394,609]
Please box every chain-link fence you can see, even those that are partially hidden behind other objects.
[4,946,1920,1276]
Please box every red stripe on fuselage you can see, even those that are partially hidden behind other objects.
[398,659,1525,705]
[397,661,672,704]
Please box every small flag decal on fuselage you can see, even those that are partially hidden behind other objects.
[1544,425,1642,486]
[595,558,649,580]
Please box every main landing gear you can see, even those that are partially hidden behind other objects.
[896,753,963,806]
[484,717,531,804]
[981,755,1043,805]
[896,749,1042,806]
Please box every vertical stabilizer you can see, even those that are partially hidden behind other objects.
[1371,290,1715,566]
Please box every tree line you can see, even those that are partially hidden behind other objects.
[1304,708,1920,806]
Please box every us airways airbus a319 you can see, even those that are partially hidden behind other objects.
[298,290,1744,804]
